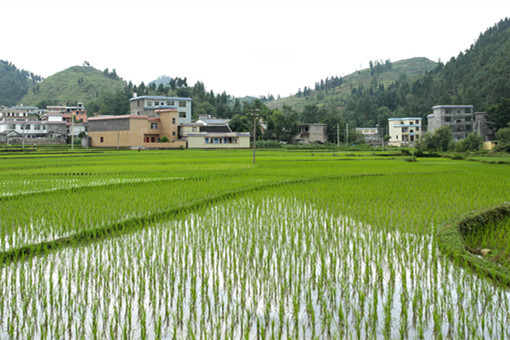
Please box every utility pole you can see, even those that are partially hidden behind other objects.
[251,109,260,164]
[346,123,349,145]
[381,125,385,151]
[336,123,340,147]
[71,113,75,150]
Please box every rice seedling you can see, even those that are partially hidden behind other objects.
[1,149,509,338]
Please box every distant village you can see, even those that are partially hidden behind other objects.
[0,94,496,150]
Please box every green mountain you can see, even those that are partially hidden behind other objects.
[266,57,437,112]
[406,18,510,116]
[265,18,510,131]
[0,60,41,107]
[20,65,127,107]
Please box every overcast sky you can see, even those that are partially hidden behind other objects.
[3,0,510,98]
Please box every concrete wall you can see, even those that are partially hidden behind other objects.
[88,117,130,132]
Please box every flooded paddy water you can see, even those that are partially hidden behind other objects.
[1,196,509,339]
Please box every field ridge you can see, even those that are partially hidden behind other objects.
[0,172,399,264]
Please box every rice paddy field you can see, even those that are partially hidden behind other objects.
[1,148,510,339]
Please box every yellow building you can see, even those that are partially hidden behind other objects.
[88,109,185,149]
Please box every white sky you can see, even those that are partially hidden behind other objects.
[2,0,510,98]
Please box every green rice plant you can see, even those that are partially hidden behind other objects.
[1,150,510,338]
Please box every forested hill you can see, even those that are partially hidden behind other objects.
[20,65,127,108]
[406,17,510,127]
[0,60,41,107]
[266,17,510,129]
[266,57,437,112]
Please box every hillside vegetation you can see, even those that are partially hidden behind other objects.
[267,57,437,112]
[266,18,510,130]
[0,60,40,107]
[20,65,127,108]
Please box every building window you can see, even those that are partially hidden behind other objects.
[155,101,160,106]
[445,117,452,123]
[147,101,152,106]
[34,125,40,130]
[151,123,158,129]
[172,118,176,124]
[179,101,186,108]
[151,137,156,143]
[465,108,471,114]
[179,112,186,118]
[172,131,176,136]
[465,116,471,122]
[416,127,420,131]
[100,137,104,143]
[205,138,209,143]
[167,101,174,106]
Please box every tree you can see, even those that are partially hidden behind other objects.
[97,89,131,115]
[322,112,344,144]
[435,126,453,151]
[417,126,452,151]
[495,124,510,143]
[268,106,298,143]
[487,99,510,131]
[229,114,252,132]
[455,132,483,151]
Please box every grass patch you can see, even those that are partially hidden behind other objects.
[437,203,510,287]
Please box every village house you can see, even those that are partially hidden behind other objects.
[87,109,185,149]
[356,127,381,145]
[180,115,250,149]
[427,105,474,141]
[47,102,88,124]
[387,117,422,147]
[0,110,67,145]
[129,95,192,124]
[46,103,88,140]
[294,124,328,144]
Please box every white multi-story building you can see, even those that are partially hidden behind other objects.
[129,95,192,124]
[387,117,422,147]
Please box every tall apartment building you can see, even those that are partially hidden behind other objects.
[129,95,192,124]
[427,105,474,141]
[387,117,422,147]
